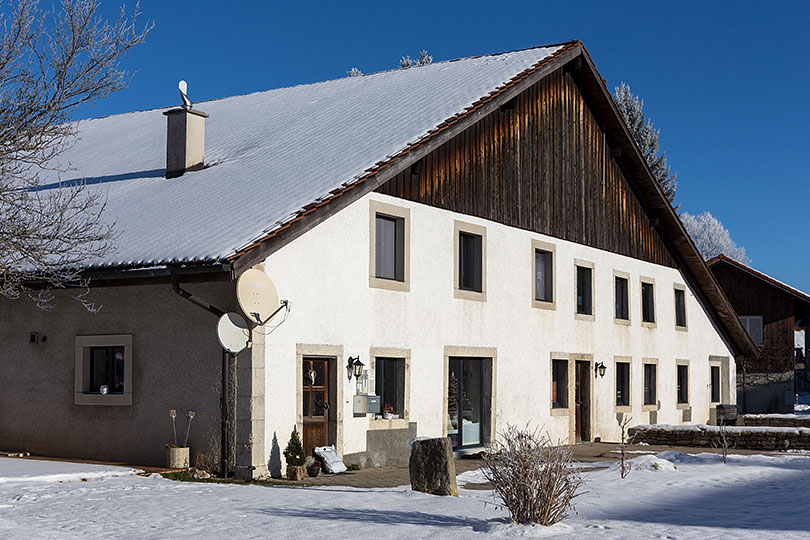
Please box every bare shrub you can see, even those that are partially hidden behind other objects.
[618,414,635,479]
[482,425,583,526]
[711,421,736,464]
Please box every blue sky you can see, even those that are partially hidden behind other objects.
[74,1,808,289]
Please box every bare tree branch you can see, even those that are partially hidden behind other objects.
[0,0,151,305]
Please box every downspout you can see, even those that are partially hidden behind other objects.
[170,271,232,478]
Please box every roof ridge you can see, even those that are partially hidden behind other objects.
[75,41,579,124]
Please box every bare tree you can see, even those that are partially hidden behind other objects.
[680,211,750,264]
[711,421,736,464]
[0,0,151,305]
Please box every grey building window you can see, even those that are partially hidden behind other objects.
[89,346,125,394]
[375,214,405,281]
[643,363,657,405]
[576,266,592,315]
[710,365,721,402]
[677,365,689,404]
[615,276,629,320]
[375,357,405,416]
[740,315,763,346]
[459,232,483,292]
[641,282,655,323]
[616,361,630,407]
[552,359,568,408]
[675,289,687,327]
[535,249,553,302]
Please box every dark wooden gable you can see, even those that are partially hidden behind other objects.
[376,66,674,268]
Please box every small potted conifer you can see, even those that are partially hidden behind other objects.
[283,426,307,481]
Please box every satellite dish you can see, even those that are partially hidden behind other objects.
[179,80,192,109]
[216,312,250,353]
[236,268,280,325]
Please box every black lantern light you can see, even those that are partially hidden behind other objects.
[594,361,606,379]
[347,356,364,380]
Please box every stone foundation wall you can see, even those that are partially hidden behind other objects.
[629,424,810,451]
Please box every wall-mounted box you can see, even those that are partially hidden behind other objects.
[367,394,381,414]
[353,395,368,417]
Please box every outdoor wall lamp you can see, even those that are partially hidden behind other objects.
[347,356,364,381]
[594,362,606,379]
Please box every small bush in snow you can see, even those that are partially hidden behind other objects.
[482,425,583,526]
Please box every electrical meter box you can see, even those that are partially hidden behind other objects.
[367,394,381,414]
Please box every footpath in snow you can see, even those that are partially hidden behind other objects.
[1,452,810,539]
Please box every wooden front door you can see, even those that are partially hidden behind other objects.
[575,361,591,442]
[302,357,330,456]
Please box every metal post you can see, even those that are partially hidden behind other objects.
[221,349,230,478]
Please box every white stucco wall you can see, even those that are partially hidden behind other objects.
[261,192,736,462]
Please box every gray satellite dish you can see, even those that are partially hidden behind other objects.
[236,268,280,325]
[179,80,192,109]
[216,312,250,353]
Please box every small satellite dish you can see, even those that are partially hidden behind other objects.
[236,268,280,325]
[216,312,250,353]
[179,80,192,109]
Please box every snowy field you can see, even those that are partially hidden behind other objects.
[1,452,810,539]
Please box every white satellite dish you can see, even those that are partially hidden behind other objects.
[216,312,250,353]
[236,268,280,325]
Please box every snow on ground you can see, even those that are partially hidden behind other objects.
[796,392,810,414]
[2,453,810,539]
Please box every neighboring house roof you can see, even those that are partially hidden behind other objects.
[33,40,758,358]
[708,254,810,307]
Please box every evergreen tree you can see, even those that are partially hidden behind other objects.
[613,83,678,209]
[346,67,363,77]
[283,426,307,466]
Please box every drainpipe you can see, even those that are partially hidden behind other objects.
[170,271,232,478]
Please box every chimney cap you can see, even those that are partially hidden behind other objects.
[163,107,209,118]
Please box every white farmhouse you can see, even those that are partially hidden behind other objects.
[0,41,757,478]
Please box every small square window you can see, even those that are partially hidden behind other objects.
[552,359,568,408]
[677,364,689,404]
[576,266,593,315]
[740,315,763,346]
[75,335,132,406]
[641,282,655,324]
[674,288,687,328]
[643,363,657,406]
[615,276,629,320]
[616,361,630,407]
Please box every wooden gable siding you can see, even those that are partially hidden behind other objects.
[711,264,795,372]
[376,67,675,268]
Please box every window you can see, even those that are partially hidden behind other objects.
[616,361,630,407]
[375,357,405,417]
[576,266,593,315]
[459,232,483,292]
[89,346,125,394]
[369,201,410,291]
[740,315,763,346]
[710,365,721,403]
[615,276,629,320]
[74,335,133,405]
[674,288,687,328]
[534,249,553,303]
[641,281,655,324]
[643,363,657,406]
[677,364,689,404]
[375,214,404,281]
[551,359,568,408]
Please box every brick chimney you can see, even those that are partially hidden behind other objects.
[163,107,209,178]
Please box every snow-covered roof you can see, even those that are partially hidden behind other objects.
[41,44,566,269]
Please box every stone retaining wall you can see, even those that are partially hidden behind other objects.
[629,424,810,451]
[742,415,810,428]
